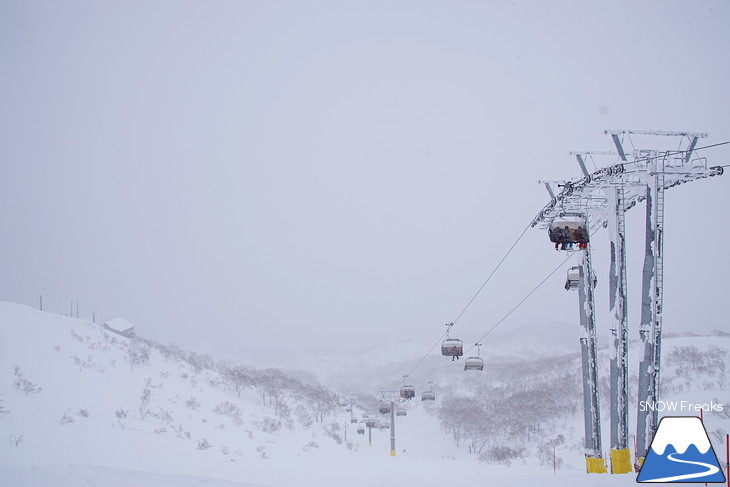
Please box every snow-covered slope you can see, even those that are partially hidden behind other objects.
[1,300,728,487]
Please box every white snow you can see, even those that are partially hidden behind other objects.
[0,300,728,487]
[649,417,712,455]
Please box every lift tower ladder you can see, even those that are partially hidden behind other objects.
[636,154,666,469]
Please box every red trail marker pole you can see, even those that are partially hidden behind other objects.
[725,434,730,487]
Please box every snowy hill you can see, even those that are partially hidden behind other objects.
[1,300,728,486]
[0,301,462,486]
[304,317,730,477]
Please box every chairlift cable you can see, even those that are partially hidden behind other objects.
[451,221,532,326]
[394,220,532,386]
[424,249,577,386]
[387,139,729,394]
[423,227,600,387]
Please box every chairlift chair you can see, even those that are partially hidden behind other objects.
[464,342,484,371]
[565,266,580,290]
[378,401,391,415]
[464,356,484,371]
[400,384,416,400]
[565,266,597,291]
[441,322,464,359]
[441,338,464,359]
[549,214,589,247]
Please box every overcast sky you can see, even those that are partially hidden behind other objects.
[1,1,729,367]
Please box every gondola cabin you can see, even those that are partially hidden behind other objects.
[396,406,407,417]
[350,417,357,423]
[400,384,416,400]
[365,419,377,428]
[441,338,464,358]
[378,401,391,415]
[357,425,365,435]
[549,215,589,246]
[421,390,436,401]
[464,356,484,371]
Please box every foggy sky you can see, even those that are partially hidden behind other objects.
[1,1,729,365]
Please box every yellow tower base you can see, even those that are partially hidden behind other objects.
[390,450,396,457]
[610,448,633,474]
[586,456,608,473]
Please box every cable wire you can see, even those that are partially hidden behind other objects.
[424,250,576,386]
[395,221,533,386]
[392,139,729,392]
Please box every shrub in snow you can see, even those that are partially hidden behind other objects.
[185,397,201,410]
[150,407,174,425]
[69,329,85,343]
[197,438,212,450]
[12,367,42,395]
[479,445,527,467]
[0,394,9,414]
[127,340,151,369]
[258,417,281,433]
[60,410,75,425]
[323,421,342,444]
[71,354,105,373]
[138,377,160,419]
[536,435,564,468]
[77,409,89,418]
[295,404,313,428]
[9,434,24,447]
[213,401,241,418]
[115,409,128,429]
[256,445,268,459]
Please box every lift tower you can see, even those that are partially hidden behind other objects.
[532,129,723,474]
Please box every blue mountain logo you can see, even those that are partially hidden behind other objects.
[637,416,726,483]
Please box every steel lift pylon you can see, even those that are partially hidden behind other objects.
[533,129,724,474]
[577,235,607,473]
[607,185,631,473]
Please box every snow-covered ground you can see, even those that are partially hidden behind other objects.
[1,301,728,486]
